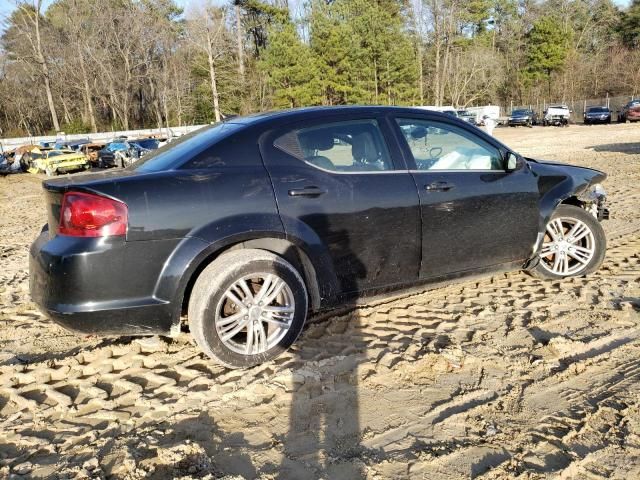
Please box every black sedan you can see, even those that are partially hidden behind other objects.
[584,106,612,124]
[508,109,537,127]
[30,106,609,368]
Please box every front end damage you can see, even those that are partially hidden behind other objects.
[523,159,609,270]
[576,183,609,221]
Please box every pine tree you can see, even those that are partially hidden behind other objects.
[260,21,322,109]
[524,16,568,97]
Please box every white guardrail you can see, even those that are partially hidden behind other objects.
[0,124,209,151]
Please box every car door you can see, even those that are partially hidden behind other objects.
[390,114,539,279]
[260,115,421,295]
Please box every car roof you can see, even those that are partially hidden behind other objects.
[220,105,514,154]
[228,105,462,125]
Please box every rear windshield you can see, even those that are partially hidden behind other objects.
[131,122,245,173]
[587,107,609,112]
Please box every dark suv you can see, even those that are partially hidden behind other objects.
[508,109,537,127]
[30,107,608,368]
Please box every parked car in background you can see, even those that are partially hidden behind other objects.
[583,106,611,124]
[99,141,151,168]
[129,137,160,151]
[543,105,571,126]
[55,139,91,151]
[419,106,459,116]
[98,139,158,168]
[97,141,127,168]
[618,100,640,123]
[466,106,501,125]
[27,148,90,176]
[30,106,609,368]
[79,142,106,165]
[457,110,478,125]
[508,109,537,127]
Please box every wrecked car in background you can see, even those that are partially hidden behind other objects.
[98,138,158,168]
[27,148,90,176]
[543,105,571,126]
[79,142,106,166]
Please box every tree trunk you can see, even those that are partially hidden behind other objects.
[77,46,98,132]
[235,4,245,82]
[33,1,60,131]
[60,95,72,124]
[373,58,379,104]
[417,42,424,105]
[208,48,221,122]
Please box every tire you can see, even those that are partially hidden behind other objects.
[529,204,606,280]
[188,249,308,368]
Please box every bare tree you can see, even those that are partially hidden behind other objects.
[13,0,60,131]
[186,2,231,123]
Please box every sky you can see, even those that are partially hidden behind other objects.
[0,0,633,29]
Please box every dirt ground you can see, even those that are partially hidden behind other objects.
[0,123,639,479]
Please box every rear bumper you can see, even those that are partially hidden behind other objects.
[29,229,181,335]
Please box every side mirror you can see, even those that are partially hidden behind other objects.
[506,152,520,171]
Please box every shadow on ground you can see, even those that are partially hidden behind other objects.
[587,143,640,155]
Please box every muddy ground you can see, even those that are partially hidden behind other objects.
[0,123,638,479]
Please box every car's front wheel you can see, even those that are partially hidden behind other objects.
[188,249,308,368]
[530,205,606,279]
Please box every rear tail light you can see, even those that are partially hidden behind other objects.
[58,191,128,237]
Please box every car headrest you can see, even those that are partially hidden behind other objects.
[410,126,428,140]
[352,132,378,163]
[299,129,334,152]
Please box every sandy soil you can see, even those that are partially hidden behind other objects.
[0,123,638,479]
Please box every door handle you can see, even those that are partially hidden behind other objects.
[425,181,454,192]
[288,186,327,197]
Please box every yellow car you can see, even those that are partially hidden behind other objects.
[27,148,90,176]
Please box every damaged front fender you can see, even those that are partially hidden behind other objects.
[525,158,607,263]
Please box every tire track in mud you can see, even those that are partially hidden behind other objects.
[0,233,637,476]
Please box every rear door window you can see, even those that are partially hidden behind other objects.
[274,119,394,172]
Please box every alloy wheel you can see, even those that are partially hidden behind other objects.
[214,273,295,355]
[539,217,596,276]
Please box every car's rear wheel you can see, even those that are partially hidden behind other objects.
[188,249,308,368]
[530,205,606,280]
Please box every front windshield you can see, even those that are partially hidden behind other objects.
[588,107,608,113]
[512,110,530,115]
[131,122,245,173]
[47,151,66,157]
